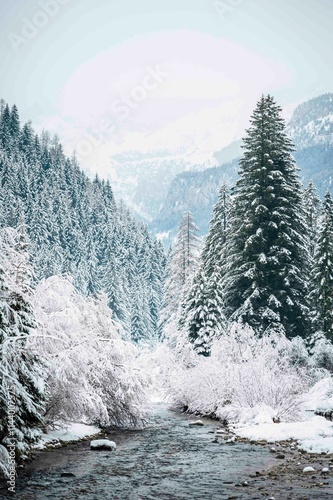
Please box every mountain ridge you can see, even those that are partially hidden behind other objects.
[149,93,333,244]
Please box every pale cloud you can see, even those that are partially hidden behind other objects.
[37,30,292,167]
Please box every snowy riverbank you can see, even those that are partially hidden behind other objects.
[229,377,333,454]
[232,411,333,454]
[33,423,102,450]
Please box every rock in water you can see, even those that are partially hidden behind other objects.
[90,439,117,450]
[189,420,204,426]
[303,466,315,473]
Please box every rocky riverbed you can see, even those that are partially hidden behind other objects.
[1,403,332,499]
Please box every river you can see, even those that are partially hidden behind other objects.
[1,403,332,499]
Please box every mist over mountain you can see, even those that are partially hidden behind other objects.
[108,150,217,222]
[149,93,333,244]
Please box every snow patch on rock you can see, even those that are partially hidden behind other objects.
[90,439,117,450]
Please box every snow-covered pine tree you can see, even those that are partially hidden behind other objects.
[180,184,229,355]
[0,262,11,446]
[201,183,229,279]
[224,95,309,338]
[309,192,333,341]
[5,291,46,453]
[303,181,321,261]
[14,217,34,293]
[173,211,201,287]
[0,228,45,455]
[180,268,227,356]
[0,104,12,155]
[159,211,201,342]
[130,276,154,344]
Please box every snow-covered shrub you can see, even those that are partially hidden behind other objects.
[310,333,333,372]
[30,276,149,427]
[288,336,311,368]
[152,323,314,423]
[303,377,333,413]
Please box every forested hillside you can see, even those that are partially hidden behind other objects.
[0,100,165,343]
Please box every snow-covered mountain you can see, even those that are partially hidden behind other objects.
[151,159,239,241]
[108,150,218,222]
[286,93,333,149]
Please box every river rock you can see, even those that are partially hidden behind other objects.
[226,436,236,443]
[189,420,204,426]
[303,466,316,473]
[90,439,117,450]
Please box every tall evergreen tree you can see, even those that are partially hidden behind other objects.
[159,211,200,341]
[0,104,12,154]
[181,267,227,356]
[224,95,309,338]
[309,192,333,341]
[303,181,321,261]
[0,262,11,446]
[0,229,45,454]
[201,183,229,279]
[180,185,229,355]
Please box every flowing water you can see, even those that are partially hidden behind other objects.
[1,403,332,499]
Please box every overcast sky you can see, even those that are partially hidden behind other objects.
[0,0,332,169]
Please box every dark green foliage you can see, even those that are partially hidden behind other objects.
[303,181,321,261]
[181,185,229,355]
[309,192,333,341]
[223,95,310,338]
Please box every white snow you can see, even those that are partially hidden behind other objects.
[299,436,333,454]
[303,377,333,412]
[90,439,117,450]
[233,413,333,454]
[34,423,101,449]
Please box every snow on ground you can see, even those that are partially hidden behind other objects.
[231,377,333,454]
[303,377,333,412]
[300,436,333,454]
[34,423,101,449]
[233,414,333,446]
